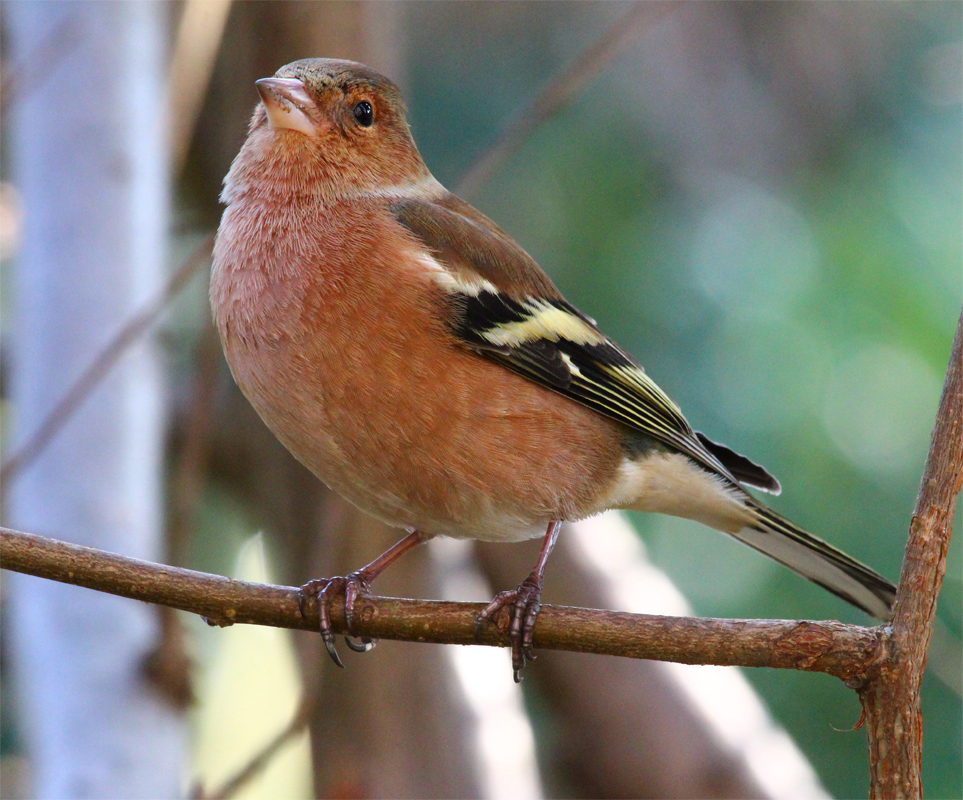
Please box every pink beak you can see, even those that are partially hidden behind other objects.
[255,77,317,136]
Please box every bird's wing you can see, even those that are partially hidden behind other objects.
[391,196,780,493]
[391,196,904,622]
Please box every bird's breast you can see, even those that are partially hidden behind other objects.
[211,197,628,541]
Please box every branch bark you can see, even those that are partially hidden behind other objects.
[861,308,963,799]
[1,525,883,682]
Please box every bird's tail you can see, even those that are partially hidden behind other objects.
[734,499,896,621]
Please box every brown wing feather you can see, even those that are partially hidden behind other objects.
[390,196,761,489]
[391,195,562,298]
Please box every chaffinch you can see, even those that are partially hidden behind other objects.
[210,58,896,679]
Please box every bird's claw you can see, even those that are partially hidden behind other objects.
[344,635,377,653]
[298,574,379,668]
[475,577,543,682]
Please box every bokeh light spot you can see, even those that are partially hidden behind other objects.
[822,344,941,477]
[692,176,818,315]
[709,316,832,433]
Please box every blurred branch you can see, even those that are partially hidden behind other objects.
[1,525,883,682]
[861,307,963,799]
[455,1,675,198]
[193,697,312,800]
[168,0,234,177]
[0,233,214,484]
[0,13,80,115]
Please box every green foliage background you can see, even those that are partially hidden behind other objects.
[407,2,961,796]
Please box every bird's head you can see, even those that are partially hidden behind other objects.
[223,58,430,204]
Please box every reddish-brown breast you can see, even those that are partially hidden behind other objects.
[212,187,628,542]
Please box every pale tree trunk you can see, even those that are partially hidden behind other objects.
[6,2,186,797]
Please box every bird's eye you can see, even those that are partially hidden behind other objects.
[353,101,374,127]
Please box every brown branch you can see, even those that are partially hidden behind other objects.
[0,526,883,682]
[0,234,214,484]
[455,2,676,198]
[861,307,963,798]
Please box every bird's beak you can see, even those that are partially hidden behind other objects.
[256,78,317,136]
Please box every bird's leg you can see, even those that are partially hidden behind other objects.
[475,520,562,682]
[298,529,428,668]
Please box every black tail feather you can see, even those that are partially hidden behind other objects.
[696,432,782,494]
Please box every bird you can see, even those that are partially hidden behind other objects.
[210,57,896,680]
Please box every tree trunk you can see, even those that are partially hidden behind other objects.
[5,2,185,796]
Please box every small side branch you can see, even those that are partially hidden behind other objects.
[193,697,312,800]
[455,2,675,198]
[1,526,882,681]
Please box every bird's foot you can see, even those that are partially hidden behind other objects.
[475,575,543,682]
[298,574,378,668]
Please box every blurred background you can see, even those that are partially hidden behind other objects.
[1,2,960,798]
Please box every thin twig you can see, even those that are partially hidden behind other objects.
[0,234,214,484]
[861,308,963,798]
[0,526,884,682]
[455,2,676,198]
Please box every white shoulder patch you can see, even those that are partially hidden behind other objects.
[425,259,499,296]
[369,174,448,202]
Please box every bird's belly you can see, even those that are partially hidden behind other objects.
[324,475,552,544]
[224,324,625,544]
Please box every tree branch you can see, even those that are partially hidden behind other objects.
[862,307,963,798]
[455,2,676,198]
[1,525,883,682]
